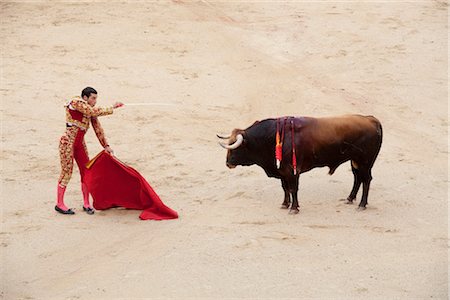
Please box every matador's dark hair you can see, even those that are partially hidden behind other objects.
[81,87,97,99]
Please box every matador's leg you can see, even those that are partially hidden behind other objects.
[55,128,77,214]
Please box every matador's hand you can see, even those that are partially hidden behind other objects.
[113,102,124,109]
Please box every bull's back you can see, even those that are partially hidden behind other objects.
[306,115,380,144]
[300,115,382,172]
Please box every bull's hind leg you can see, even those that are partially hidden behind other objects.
[280,179,291,209]
[347,161,362,204]
[357,168,372,210]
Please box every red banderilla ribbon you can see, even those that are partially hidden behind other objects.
[275,118,286,169]
[291,119,297,175]
[275,132,282,169]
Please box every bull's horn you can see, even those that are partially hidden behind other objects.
[219,134,243,150]
[216,134,231,139]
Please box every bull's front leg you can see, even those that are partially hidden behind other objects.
[280,178,291,209]
[288,176,300,214]
[290,193,299,214]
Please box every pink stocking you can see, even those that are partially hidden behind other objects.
[56,184,69,211]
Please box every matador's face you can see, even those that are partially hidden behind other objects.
[85,94,98,107]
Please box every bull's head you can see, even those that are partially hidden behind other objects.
[217,129,253,168]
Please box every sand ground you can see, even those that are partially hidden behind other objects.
[1,1,448,299]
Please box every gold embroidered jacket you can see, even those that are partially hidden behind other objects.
[65,96,113,147]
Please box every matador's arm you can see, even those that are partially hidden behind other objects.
[71,99,114,117]
[91,117,109,148]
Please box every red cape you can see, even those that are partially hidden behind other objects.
[84,151,178,220]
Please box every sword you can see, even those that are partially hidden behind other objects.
[124,102,178,106]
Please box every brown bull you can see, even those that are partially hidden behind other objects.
[218,115,383,214]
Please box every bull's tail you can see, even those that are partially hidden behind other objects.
[370,117,383,167]
[371,116,383,147]
[378,122,383,146]
[366,115,383,142]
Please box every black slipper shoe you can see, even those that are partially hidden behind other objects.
[55,205,75,215]
[83,206,95,215]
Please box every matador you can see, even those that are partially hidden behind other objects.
[56,87,123,215]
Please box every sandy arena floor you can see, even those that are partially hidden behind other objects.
[1,1,448,299]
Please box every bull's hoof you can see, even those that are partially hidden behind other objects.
[289,208,299,215]
[356,206,367,211]
[281,204,290,209]
[346,200,354,205]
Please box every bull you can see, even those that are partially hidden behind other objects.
[218,115,382,214]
